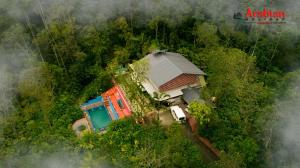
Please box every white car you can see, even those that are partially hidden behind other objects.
[170,106,186,123]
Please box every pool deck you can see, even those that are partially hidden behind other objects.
[76,85,133,133]
[80,96,103,111]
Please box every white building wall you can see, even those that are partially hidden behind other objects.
[141,79,199,101]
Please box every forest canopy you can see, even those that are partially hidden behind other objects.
[0,0,300,168]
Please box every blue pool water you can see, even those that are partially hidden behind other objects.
[109,98,119,119]
[87,106,111,130]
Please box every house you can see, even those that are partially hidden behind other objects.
[130,50,206,102]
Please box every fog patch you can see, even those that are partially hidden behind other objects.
[269,74,300,167]
[1,0,299,34]
[0,24,35,117]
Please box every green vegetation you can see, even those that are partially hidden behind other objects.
[0,1,300,168]
[78,125,87,131]
[84,119,205,167]
[188,102,212,126]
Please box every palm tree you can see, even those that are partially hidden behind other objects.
[152,92,170,120]
[153,92,170,101]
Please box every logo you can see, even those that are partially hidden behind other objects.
[234,0,287,24]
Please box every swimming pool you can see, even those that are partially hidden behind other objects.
[87,106,112,131]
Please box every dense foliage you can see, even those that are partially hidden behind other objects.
[86,119,205,167]
[0,1,299,168]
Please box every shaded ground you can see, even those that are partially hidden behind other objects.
[178,103,219,162]
[182,125,219,163]
[159,110,175,126]
[159,108,218,163]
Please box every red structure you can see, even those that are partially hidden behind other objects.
[102,85,132,119]
[159,74,199,92]
[197,136,221,158]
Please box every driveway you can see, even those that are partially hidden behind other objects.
[159,110,175,126]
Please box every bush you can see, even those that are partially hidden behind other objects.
[78,125,86,131]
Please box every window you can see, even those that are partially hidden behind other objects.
[117,99,124,109]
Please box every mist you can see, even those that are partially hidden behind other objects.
[1,0,197,26]
[1,0,299,33]
[3,149,113,168]
[4,151,80,168]
[0,24,35,119]
[1,0,300,167]
[268,74,300,167]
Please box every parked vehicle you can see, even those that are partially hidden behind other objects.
[170,106,186,123]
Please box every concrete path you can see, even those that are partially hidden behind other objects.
[159,110,175,126]
[72,118,90,136]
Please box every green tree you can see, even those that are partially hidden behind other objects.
[78,26,110,67]
[34,19,86,68]
[188,101,212,126]
[153,92,170,102]
[130,58,150,83]
[193,22,219,48]
[201,47,274,166]
[152,92,170,120]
